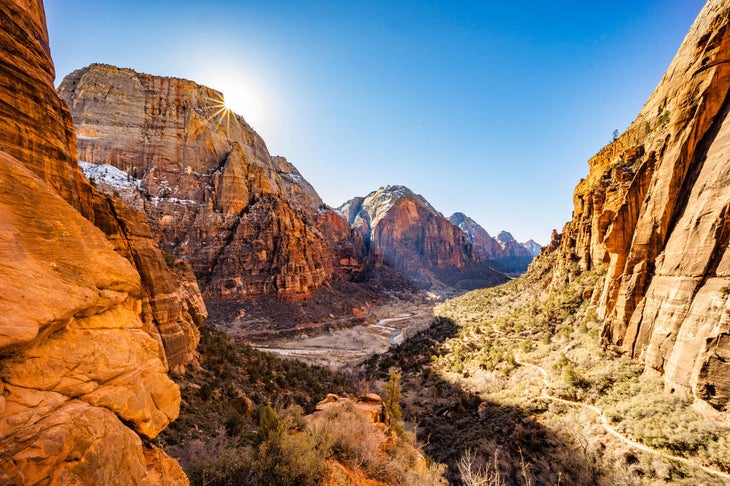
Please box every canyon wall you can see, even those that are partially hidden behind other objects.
[0,4,203,374]
[557,0,730,409]
[59,64,363,303]
[0,0,198,482]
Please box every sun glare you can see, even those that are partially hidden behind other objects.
[203,92,237,132]
[187,55,271,133]
[205,75,264,130]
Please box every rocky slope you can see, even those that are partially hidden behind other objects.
[0,0,199,482]
[339,186,508,290]
[59,64,364,304]
[556,0,730,410]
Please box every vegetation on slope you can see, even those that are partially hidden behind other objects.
[155,325,444,485]
[158,246,730,485]
[363,250,730,485]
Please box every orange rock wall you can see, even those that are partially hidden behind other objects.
[59,64,352,302]
[558,0,730,409]
[0,0,196,482]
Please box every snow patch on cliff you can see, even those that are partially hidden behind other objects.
[79,161,140,190]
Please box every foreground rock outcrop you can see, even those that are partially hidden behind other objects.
[339,186,509,289]
[0,0,196,482]
[0,153,184,483]
[556,0,730,409]
[59,64,364,304]
[0,7,203,374]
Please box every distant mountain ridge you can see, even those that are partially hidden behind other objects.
[449,212,539,275]
[339,186,510,290]
[522,239,542,256]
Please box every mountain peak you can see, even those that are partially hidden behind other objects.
[522,239,542,257]
[497,231,516,244]
[448,212,468,226]
[379,184,414,195]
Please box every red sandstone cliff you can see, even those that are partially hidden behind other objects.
[556,0,730,410]
[339,186,508,290]
[59,64,363,303]
[0,0,199,482]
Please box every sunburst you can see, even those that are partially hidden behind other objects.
[204,92,237,133]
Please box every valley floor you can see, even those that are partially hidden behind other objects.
[162,254,730,485]
[253,306,433,369]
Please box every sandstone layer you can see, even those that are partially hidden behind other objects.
[1,0,194,482]
[339,186,508,289]
[59,64,364,303]
[557,0,730,409]
[0,4,203,374]
[0,151,184,484]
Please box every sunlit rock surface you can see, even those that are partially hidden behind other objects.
[0,0,191,482]
[60,64,365,302]
[556,0,730,409]
[0,150,185,484]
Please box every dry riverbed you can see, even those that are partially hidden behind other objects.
[253,306,434,369]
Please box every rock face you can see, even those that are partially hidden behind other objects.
[522,239,542,257]
[339,186,508,289]
[0,10,203,374]
[59,64,362,303]
[496,231,533,259]
[449,213,535,275]
[557,0,730,409]
[448,212,505,260]
[0,144,184,484]
[0,0,194,482]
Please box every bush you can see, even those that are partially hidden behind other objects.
[255,426,327,486]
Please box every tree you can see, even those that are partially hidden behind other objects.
[383,368,404,437]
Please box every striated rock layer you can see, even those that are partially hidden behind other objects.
[557,0,730,409]
[0,4,203,374]
[0,152,185,484]
[0,0,195,482]
[339,186,508,289]
[59,64,363,303]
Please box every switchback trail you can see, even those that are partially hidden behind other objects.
[515,353,730,482]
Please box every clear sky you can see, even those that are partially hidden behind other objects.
[45,1,705,244]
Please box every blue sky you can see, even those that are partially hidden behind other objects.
[45,1,704,244]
